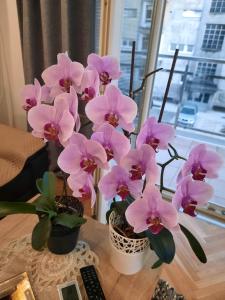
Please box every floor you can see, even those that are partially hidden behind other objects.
[156,134,225,208]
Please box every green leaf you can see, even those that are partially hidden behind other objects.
[36,171,56,201]
[0,202,37,218]
[31,216,52,251]
[106,208,113,224]
[34,195,57,217]
[53,213,86,229]
[180,224,207,263]
[145,228,175,264]
[151,259,163,269]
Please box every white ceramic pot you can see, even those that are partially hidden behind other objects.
[109,211,150,275]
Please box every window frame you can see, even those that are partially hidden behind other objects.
[201,23,225,52]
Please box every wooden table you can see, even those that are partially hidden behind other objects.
[0,213,225,300]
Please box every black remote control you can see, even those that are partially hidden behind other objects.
[80,265,106,300]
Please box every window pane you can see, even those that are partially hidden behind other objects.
[119,0,155,123]
[150,0,225,210]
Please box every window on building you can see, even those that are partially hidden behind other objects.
[142,36,149,50]
[122,39,133,50]
[141,2,153,26]
[202,24,225,51]
[210,0,225,13]
[187,44,194,52]
[196,62,217,77]
[124,8,137,18]
[169,43,185,52]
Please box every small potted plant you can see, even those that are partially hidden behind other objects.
[0,171,86,254]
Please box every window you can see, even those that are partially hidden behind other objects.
[145,5,152,22]
[122,39,133,50]
[202,24,225,51]
[196,62,217,77]
[141,2,153,26]
[124,8,137,18]
[210,0,225,13]
[142,36,148,50]
[187,44,194,52]
[169,43,185,52]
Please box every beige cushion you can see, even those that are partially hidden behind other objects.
[0,124,44,186]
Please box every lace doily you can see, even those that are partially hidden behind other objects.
[0,235,99,293]
[109,211,149,254]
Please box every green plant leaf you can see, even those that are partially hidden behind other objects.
[151,259,163,269]
[180,224,207,263]
[36,171,56,201]
[31,216,52,251]
[0,202,37,218]
[34,195,57,216]
[145,228,175,264]
[53,213,86,229]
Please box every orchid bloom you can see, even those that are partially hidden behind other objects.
[42,52,84,97]
[136,117,175,151]
[27,99,75,145]
[91,124,130,162]
[21,79,51,111]
[85,85,137,132]
[172,176,213,217]
[121,144,158,182]
[58,133,108,176]
[125,185,178,234]
[67,173,96,207]
[98,166,143,201]
[79,68,100,101]
[54,87,80,132]
[87,53,121,85]
[179,144,223,181]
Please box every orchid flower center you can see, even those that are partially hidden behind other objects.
[80,157,97,174]
[146,216,164,234]
[103,144,114,161]
[145,136,160,151]
[105,113,119,127]
[23,98,37,111]
[99,71,111,85]
[43,123,59,141]
[81,87,96,101]
[116,184,129,200]
[59,78,73,92]
[130,164,143,180]
[79,186,91,201]
[182,196,197,217]
[191,163,207,181]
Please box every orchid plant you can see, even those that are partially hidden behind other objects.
[19,51,223,266]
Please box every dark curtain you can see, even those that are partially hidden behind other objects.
[16,0,98,169]
[17,0,96,83]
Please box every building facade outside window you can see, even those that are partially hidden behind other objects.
[124,8,138,18]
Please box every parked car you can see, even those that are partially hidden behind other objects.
[178,104,198,128]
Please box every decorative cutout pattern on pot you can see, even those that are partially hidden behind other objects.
[109,211,149,254]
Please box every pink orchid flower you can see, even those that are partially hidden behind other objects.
[121,144,158,182]
[42,52,84,97]
[28,98,75,145]
[85,85,137,132]
[79,68,100,101]
[179,144,223,181]
[67,173,96,207]
[125,185,178,234]
[91,124,130,162]
[58,133,108,176]
[54,87,80,132]
[87,53,121,85]
[98,165,142,201]
[21,79,51,111]
[136,117,175,151]
[172,176,213,217]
